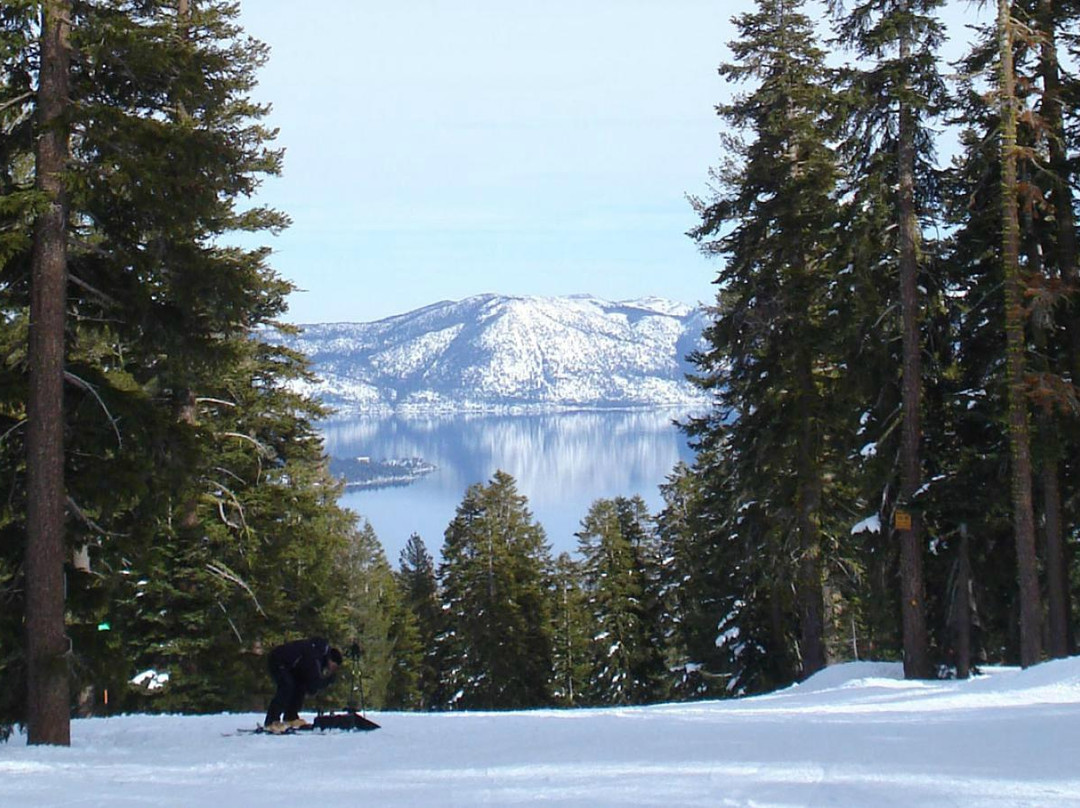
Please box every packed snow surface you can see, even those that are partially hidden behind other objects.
[4,659,1080,806]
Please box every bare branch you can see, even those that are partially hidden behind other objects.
[0,91,33,115]
[206,562,265,616]
[220,431,274,458]
[68,268,121,308]
[0,418,27,445]
[217,600,244,643]
[212,466,248,486]
[66,495,128,538]
[209,481,248,532]
[64,371,122,447]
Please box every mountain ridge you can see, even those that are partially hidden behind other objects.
[274,293,709,413]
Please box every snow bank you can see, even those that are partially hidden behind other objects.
[784,660,904,693]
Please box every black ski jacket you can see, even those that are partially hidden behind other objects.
[269,637,337,695]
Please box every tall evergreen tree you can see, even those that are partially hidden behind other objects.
[942,29,1026,671]
[25,0,72,745]
[997,0,1043,667]
[990,0,1080,661]
[100,335,356,712]
[397,533,441,709]
[575,497,666,705]
[687,0,844,684]
[61,0,343,709]
[1,4,47,731]
[1,0,363,727]
[334,521,417,711]
[656,463,709,696]
[656,461,744,697]
[1029,0,1080,659]
[435,471,553,709]
[829,0,949,680]
[549,551,589,706]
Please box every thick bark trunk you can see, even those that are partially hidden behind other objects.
[897,14,931,680]
[26,0,72,746]
[1037,0,1073,658]
[1020,146,1068,660]
[999,0,1042,668]
[954,525,973,680]
[796,355,825,679]
[1041,452,1067,657]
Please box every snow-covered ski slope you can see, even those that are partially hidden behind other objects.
[3,659,1080,807]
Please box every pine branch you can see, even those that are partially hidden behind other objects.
[206,562,265,616]
[0,91,33,115]
[0,418,26,445]
[196,397,236,408]
[67,269,121,308]
[219,431,273,458]
[217,600,243,643]
[208,481,247,531]
[66,495,127,538]
[63,371,122,447]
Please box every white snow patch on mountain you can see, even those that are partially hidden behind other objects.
[272,294,710,413]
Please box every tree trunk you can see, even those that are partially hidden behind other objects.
[998,0,1042,668]
[796,355,825,679]
[1041,451,1067,657]
[954,524,973,680]
[1038,0,1080,382]
[26,0,72,746]
[176,389,200,530]
[1037,0,1073,659]
[897,10,931,680]
[1021,155,1069,661]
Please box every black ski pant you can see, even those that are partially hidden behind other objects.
[264,658,305,725]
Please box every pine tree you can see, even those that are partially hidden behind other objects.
[25,0,72,746]
[549,551,589,706]
[687,0,844,684]
[666,427,800,695]
[1,0,364,722]
[103,335,357,712]
[397,533,441,709]
[656,462,730,698]
[998,0,1043,668]
[435,471,553,709]
[575,497,666,705]
[1038,0,1080,659]
[334,521,415,710]
[938,0,1080,669]
[1010,0,1080,660]
[940,43,1024,670]
[829,0,950,680]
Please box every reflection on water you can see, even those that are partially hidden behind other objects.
[321,409,697,563]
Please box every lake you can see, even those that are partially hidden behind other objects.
[320,409,699,564]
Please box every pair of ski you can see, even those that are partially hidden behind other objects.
[233,711,381,736]
[234,724,314,736]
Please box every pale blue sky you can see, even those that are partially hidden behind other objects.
[237,1,984,325]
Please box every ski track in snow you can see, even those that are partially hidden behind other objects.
[3,659,1080,806]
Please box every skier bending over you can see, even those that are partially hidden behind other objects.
[263,637,343,733]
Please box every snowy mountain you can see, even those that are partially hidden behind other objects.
[274,294,710,413]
